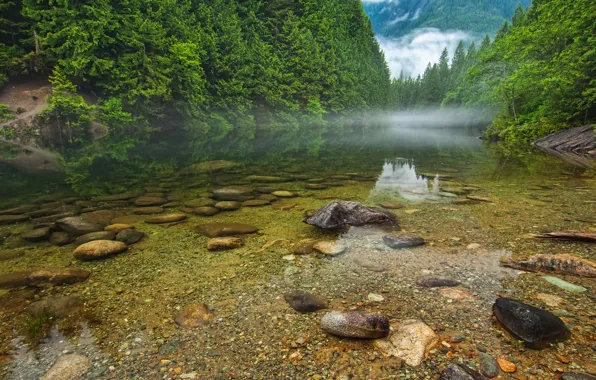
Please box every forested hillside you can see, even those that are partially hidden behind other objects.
[364,0,532,38]
[0,0,390,189]
[390,0,595,144]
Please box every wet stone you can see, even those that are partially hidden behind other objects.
[374,320,438,367]
[379,202,404,210]
[75,231,116,246]
[321,310,390,339]
[543,276,587,293]
[0,250,25,261]
[192,207,220,217]
[215,201,242,211]
[195,223,258,238]
[438,363,485,380]
[272,191,297,198]
[104,224,134,233]
[293,239,317,255]
[111,215,145,224]
[245,175,288,183]
[207,237,244,251]
[256,187,276,194]
[21,227,51,242]
[306,201,396,230]
[49,205,80,215]
[134,207,164,215]
[116,229,145,245]
[258,194,278,202]
[560,373,596,380]
[26,296,83,318]
[94,192,140,202]
[479,352,500,378]
[74,240,127,261]
[212,186,253,201]
[313,240,346,256]
[416,275,461,288]
[40,354,90,380]
[383,233,425,249]
[25,208,55,218]
[145,192,165,198]
[162,201,180,208]
[304,183,327,190]
[56,216,106,236]
[492,297,570,346]
[0,214,29,225]
[0,205,38,215]
[32,212,77,224]
[242,199,270,207]
[185,198,217,208]
[49,232,73,246]
[353,257,387,272]
[175,304,214,329]
[145,214,187,224]
[134,196,167,207]
[284,290,327,313]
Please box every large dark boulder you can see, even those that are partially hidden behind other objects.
[492,297,570,346]
[304,201,397,230]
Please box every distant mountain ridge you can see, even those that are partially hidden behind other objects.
[364,0,532,37]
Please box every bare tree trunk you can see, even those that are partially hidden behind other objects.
[33,30,40,54]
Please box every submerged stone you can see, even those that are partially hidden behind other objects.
[313,240,346,256]
[305,183,327,190]
[207,237,244,251]
[543,276,587,293]
[116,229,145,245]
[438,363,486,380]
[212,186,253,201]
[416,275,461,288]
[133,207,164,215]
[272,191,297,198]
[284,290,327,313]
[305,201,397,230]
[321,310,390,339]
[185,198,217,208]
[0,214,29,225]
[133,196,167,207]
[181,160,237,174]
[0,205,38,215]
[192,207,220,216]
[258,194,278,202]
[74,240,127,261]
[174,303,214,328]
[560,373,596,380]
[74,231,116,246]
[492,297,570,345]
[479,352,500,378]
[215,201,242,211]
[245,175,288,183]
[104,224,134,233]
[40,354,90,380]
[49,232,73,246]
[501,254,596,277]
[21,227,51,242]
[374,320,438,367]
[27,296,83,318]
[0,268,90,288]
[194,223,258,238]
[94,192,141,202]
[242,199,270,207]
[145,214,187,224]
[379,202,404,210]
[56,216,105,236]
[383,234,425,249]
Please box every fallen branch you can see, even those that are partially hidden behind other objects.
[536,232,596,243]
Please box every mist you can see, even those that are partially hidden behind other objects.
[368,107,495,128]
[377,28,475,78]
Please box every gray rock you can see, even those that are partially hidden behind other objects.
[479,353,499,378]
[439,363,486,380]
[416,275,461,288]
[74,231,116,246]
[26,296,83,318]
[56,216,105,236]
[560,373,596,380]
[284,291,327,313]
[21,227,51,242]
[116,229,145,245]
[383,233,425,249]
[305,201,397,230]
[321,310,389,339]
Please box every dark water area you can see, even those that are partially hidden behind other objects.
[0,125,594,379]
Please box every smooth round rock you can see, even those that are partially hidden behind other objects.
[321,310,390,339]
[192,207,220,216]
[21,227,51,242]
[215,201,242,211]
[258,194,278,202]
[185,198,217,208]
[74,240,127,261]
[145,214,187,224]
[174,304,214,329]
[74,231,116,246]
[194,223,258,238]
[313,240,346,256]
[212,186,253,201]
[383,234,425,249]
[207,237,244,251]
[134,196,167,207]
[56,216,105,235]
[416,275,461,288]
[116,229,145,245]
[272,191,297,198]
[284,291,328,313]
[133,207,164,215]
[479,352,500,378]
[492,297,570,345]
[242,199,270,207]
[104,224,134,233]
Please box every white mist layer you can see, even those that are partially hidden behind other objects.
[377,28,475,78]
[369,108,495,128]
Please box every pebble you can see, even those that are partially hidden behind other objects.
[40,354,90,380]
[536,293,563,307]
[207,237,244,251]
[322,310,390,339]
[145,214,187,224]
[383,234,425,249]
[374,320,438,366]
[367,293,385,302]
[543,276,587,293]
[284,290,327,312]
[116,229,145,245]
[466,243,481,250]
[271,191,297,198]
[497,358,517,373]
[73,240,127,261]
[104,224,134,233]
[214,201,242,211]
[313,240,346,256]
[174,304,214,328]
[479,352,500,378]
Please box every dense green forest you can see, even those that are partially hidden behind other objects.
[390,0,595,144]
[363,0,532,37]
[0,0,390,189]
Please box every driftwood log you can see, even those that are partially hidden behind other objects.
[536,231,596,243]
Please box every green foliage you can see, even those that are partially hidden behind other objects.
[390,0,596,145]
[0,103,14,122]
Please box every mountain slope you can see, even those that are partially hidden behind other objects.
[364,0,532,37]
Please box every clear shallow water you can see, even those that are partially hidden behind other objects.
[0,126,594,379]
